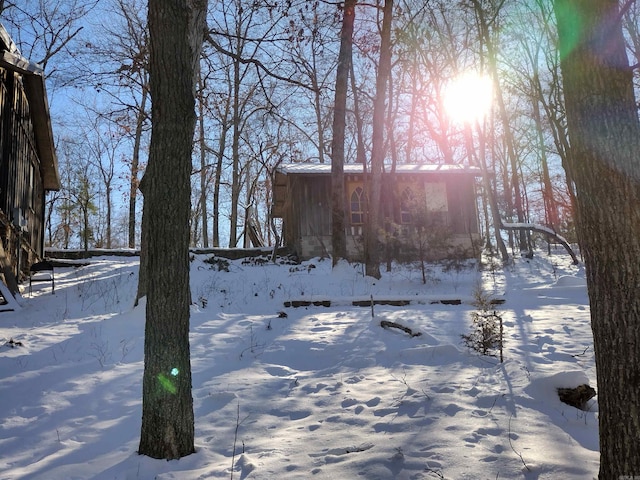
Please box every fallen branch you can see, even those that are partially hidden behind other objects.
[508,414,531,472]
[500,221,579,265]
[380,320,422,337]
[570,345,590,358]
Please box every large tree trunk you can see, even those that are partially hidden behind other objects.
[364,0,393,280]
[554,0,640,477]
[330,0,355,266]
[138,0,207,460]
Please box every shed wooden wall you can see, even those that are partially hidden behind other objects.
[275,170,481,260]
[444,175,479,235]
[0,66,47,278]
[280,175,333,258]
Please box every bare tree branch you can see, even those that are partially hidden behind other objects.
[205,32,317,92]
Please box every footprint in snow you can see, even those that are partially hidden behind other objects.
[309,443,374,458]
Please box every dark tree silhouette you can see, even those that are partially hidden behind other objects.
[137,0,208,460]
[554,0,640,477]
[331,0,356,265]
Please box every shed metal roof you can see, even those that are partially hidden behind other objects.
[276,163,481,176]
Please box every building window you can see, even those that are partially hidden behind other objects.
[424,181,449,227]
[29,163,35,209]
[424,181,448,212]
[350,186,366,225]
[400,187,414,224]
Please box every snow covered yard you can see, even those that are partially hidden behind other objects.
[0,250,598,479]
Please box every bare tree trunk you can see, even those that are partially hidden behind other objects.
[532,90,558,230]
[243,166,251,248]
[212,123,227,247]
[129,89,147,249]
[365,0,393,280]
[138,0,207,460]
[229,102,241,246]
[314,79,326,165]
[467,123,508,261]
[105,184,112,249]
[405,50,418,165]
[472,0,527,250]
[538,34,578,215]
[82,206,89,250]
[350,60,367,166]
[554,0,640,477]
[330,0,355,266]
[212,82,231,247]
[197,73,209,247]
[228,11,244,248]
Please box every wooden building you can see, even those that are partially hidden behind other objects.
[272,163,482,261]
[0,25,60,283]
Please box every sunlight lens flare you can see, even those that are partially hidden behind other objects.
[158,372,177,394]
[443,72,493,124]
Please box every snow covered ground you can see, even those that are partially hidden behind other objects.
[0,248,598,479]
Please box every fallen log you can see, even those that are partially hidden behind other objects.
[380,320,422,337]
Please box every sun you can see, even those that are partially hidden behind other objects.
[443,72,493,125]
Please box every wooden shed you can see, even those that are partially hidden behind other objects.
[272,163,482,261]
[0,24,60,285]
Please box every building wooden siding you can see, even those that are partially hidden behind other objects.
[273,164,482,261]
[0,26,59,280]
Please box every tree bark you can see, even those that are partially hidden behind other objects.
[330,0,355,266]
[138,0,207,460]
[554,0,640,477]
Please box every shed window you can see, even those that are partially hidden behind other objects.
[350,186,366,225]
[400,187,414,224]
[424,182,448,212]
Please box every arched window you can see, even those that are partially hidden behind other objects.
[350,186,366,224]
[400,187,414,224]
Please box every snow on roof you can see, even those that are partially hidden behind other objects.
[276,162,481,175]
